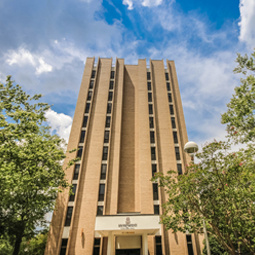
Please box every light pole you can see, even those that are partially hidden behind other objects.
[184,141,211,255]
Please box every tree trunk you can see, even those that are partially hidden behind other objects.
[12,232,23,255]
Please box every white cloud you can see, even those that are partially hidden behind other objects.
[45,109,73,143]
[142,0,162,7]
[36,58,53,75]
[123,0,163,10]
[238,0,255,48]
[123,0,134,10]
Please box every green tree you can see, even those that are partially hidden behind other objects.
[153,50,255,255]
[0,76,70,255]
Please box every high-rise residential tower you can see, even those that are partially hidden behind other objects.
[45,58,203,255]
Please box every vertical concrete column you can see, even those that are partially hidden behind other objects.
[107,232,115,255]
[142,233,148,255]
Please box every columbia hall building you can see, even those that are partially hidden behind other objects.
[45,58,204,255]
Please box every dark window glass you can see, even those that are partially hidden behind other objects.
[169,105,174,115]
[85,103,90,113]
[111,71,115,79]
[73,164,80,180]
[152,164,157,176]
[151,147,156,160]
[91,70,96,79]
[60,239,68,255]
[109,80,114,89]
[89,80,94,89]
[177,164,182,175]
[153,183,159,200]
[154,205,159,215]
[171,117,176,128]
[100,164,107,180]
[97,206,103,216]
[186,235,194,255]
[166,82,171,91]
[168,93,172,103]
[149,117,154,128]
[108,92,113,101]
[107,103,112,114]
[94,238,101,246]
[98,184,105,201]
[155,236,162,255]
[105,116,111,127]
[147,82,151,91]
[77,146,83,159]
[87,91,92,101]
[165,72,169,80]
[104,131,110,143]
[150,131,155,143]
[64,207,73,226]
[147,72,151,80]
[148,93,152,102]
[149,104,153,114]
[80,131,86,143]
[93,247,100,255]
[173,131,178,144]
[155,236,161,244]
[175,147,181,160]
[83,116,88,128]
[69,184,77,202]
[102,146,108,160]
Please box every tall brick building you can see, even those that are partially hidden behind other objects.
[45,58,203,255]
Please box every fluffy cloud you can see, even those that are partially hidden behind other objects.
[122,0,163,10]
[142,0,163,7]
[239,0,255,48]
[45,109,73,143]
[123,0,134,10]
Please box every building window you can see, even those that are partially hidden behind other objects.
[155,236,162,255]
[147,82,151,91]
[73,164,80,180]
[166,82,171,91]
[173,131,178,144]
[87,91,92,101]
[177,164,182,175]
[147,72,151,80]
[149,104,153,114]
[85,103,90,113]
[154,205,159,215]
[151,147,156,160]
[169,105,174,115]
[153,183,159,200]
[148,93,152,102]
[89,80,94,89]
[149,117,154,128]
[69,184,77,202]
[104,130,110,143]
[175,147,181,160]
[59,239,68,255]
[93,238,101,255]
[98,184,105,201]
[168,93,172,103]
[186,235,194,255]
[77,146,83,159]
[105,116,111,127]
[171,117,176,128]
[83,116,88,128]
[100,164,107,180]
[91,70,96,79]
[64,207,73,226]
[165,72,169,81]
[107,103,112,114]
[108,92,113,101]
[150,131,155,143]
[111,71,115,79]
[152,164,157,176]
[109,80,114,89]
[80,130,86,143]
[102,146,108,160]
[97,206,103,216]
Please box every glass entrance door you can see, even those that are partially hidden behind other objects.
[116,249,141,255]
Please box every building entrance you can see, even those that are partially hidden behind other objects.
[116,249,140,255]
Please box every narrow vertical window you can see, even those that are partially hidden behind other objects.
[165,72,169,80]
[97,206,103,216]
[91,70,96,78]
[104,130,110,143]
[85,103,90,113]
[186,235,194,255]
[151,147,156,160]
[77,146,83,159]
[150,131,155,143]
[108,92,113,101]
[153,183,159,200]
[107,103,112,114]
[87,91,92,101]
[149,104,153,114]
[177,164,182,175]
[173,131,178,144]
[148,93,152,102]
[168,93,172,103]
[147,72,151,80]
[73,164,80,180]
[171,117,176,128]
[79,131,86,143]
[154,205,159,215]
[147,82,151,91]
[166,82,171,91]
[152,164,157,176]
[69,184,77,202]
[149,117,154,128]
[83,116,88,128]
[93,238,101,255]
[175,147,181,160]
[169,105,174,115]
[110,71,115,79]
[109,80,114,89]
[105,116,111,127]
[89,80,94,89]
[155,236,162,255]
[100,164,107,180]
[98,184,105,201]
[102,146,108,160]
[64,207,73,226]
[60,239,68,255]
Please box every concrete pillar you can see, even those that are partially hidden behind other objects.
[142,233,148,255]
[107,232,115,255]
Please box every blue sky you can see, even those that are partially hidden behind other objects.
[0,0,254,146]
